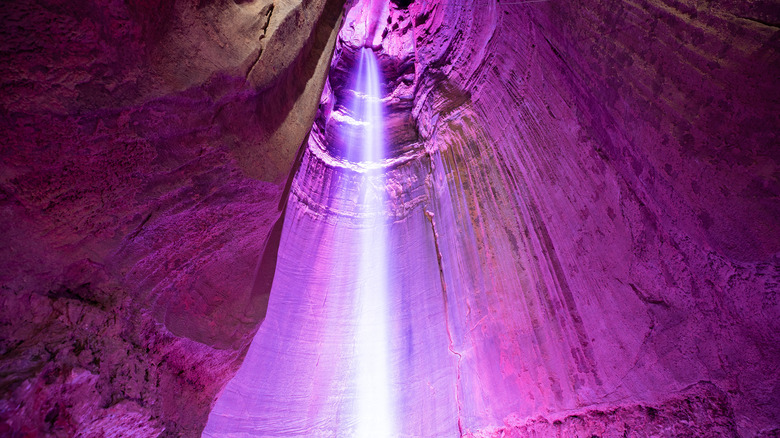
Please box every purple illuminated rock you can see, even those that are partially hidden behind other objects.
[206,0,778,435]
[402,0,780,435]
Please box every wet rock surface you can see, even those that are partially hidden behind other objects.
[466,382,742,438]
[206,0,779,435]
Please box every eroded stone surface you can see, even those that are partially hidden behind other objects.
[466,382,742,438]
[204,0,778,435]
[405,0,779,435]
[0,0,343,435]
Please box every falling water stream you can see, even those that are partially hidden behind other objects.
[203,45,459,437]
[352,48,396,436]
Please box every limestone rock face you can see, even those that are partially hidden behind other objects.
[1,0,778,436]
[401,0,779,435]
[0,0,343,435]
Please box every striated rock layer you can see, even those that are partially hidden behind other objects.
[208,0,779,435]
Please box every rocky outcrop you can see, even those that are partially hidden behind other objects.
[466,382,741,438]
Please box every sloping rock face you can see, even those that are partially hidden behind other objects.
[0,0,343,435]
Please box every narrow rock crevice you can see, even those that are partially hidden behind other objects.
[424,208,464,436]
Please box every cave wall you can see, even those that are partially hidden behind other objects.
[0,0,344,435]
[405,0,779,435]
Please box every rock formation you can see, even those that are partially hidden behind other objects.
[1,0,344,434]
[1,0,778,436]
[397,0,780,435]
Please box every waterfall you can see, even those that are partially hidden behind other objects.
[352,47,395,437]
[202,45,459,437]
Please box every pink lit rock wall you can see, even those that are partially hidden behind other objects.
[205,148,462,436]
[1,0,778,436]
[402,0,779,435]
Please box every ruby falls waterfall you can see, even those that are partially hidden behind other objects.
[204,34,461,437]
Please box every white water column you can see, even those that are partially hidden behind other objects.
[353,47,395,437]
